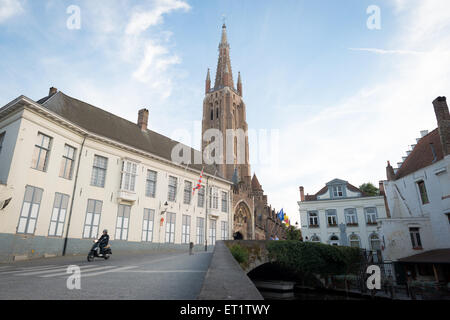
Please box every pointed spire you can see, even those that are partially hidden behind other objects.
[205,68,211,94]
[214,23,234,90]
[237,71,242,96]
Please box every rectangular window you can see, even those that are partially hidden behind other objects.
[59,144,76,180]
[115,204,131,241]
[197,217,204,245]
[332,185,343,197]
[83,199,102,239]
[345,208,358,225]
[183,181,192,205]
[197,186,205,207]
[31,132,52,171]
[221,221,228,240]
[48,193,69,237]
[145,170,157,198]
[142,209,155,242]
[326,209,338,226]
[121,161,137,192]
[365,207,378,225]
[209,187,218,209]
[182,215,191,244]
[0,131,5,155]
[209,219,217,245]
[417,181,429,204]
[168,176,178,202]
[91,155,108,187]
[165,212,176,243]
[409,227,422,249]
[221,191,228,213]
[17,186,43,234]
[308,211,319,227]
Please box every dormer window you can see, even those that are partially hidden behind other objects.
[332,185,344,197]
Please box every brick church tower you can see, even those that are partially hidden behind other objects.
[201,24,286,240]
[202,24,251,184]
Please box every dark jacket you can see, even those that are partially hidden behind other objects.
[98,234,109,246]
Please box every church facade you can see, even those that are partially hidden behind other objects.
[201,24,286,240]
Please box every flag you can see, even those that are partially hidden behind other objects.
[192,168,204,195]
[277,208,284,222]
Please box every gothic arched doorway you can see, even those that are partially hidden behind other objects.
[233,201,252,240]
[233,232,243,240]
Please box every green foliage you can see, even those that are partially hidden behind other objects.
[359,182,379,196]
[266,241,362,277]
[285,226,302,241]
[229,244,249,265]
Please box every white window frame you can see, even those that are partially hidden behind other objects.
[345,208,358,225]
[326,209,338,226]
[221,191,228,213]
[121,160,138,192]
[349,234,361,248]
[197,217,204,245]
[333,185,344,197]
[91,155,108,187]
[115,204,131,241]
[48,193,69,237]
[145,170,157,198]
[221,221,228,240]
[83,199,102,239]
[32,132,52,172]
[369,233,381,251]
[182,215,191,244]
[183,181,192,205]
[142,208,155,242]
[209,219,217,245]
[197,186,205,208]
[308,211,319,227]
[17,186,43,235]
[168,176,178,202]
[365,207,378,224]
[165,212,176,243]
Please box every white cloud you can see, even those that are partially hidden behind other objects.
[0,0,23,23]
[348,48,424,55]
[125,0,190,35]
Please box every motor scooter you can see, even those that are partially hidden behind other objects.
[87,240,111,262]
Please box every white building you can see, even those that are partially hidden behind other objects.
[379,96,450,284]
[0,88,232,262]
[298,179,387,251]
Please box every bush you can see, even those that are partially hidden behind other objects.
[267,241,362,277]
[229,244,249,265]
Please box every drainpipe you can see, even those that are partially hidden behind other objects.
[63,135,87,256]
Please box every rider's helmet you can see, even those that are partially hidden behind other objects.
[103,229,108,234]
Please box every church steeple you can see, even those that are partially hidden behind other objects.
[237,72,242,96]
[214,24,234,90]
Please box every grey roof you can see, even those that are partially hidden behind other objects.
[38,91,224,179]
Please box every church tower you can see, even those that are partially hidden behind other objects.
[202,24,251,183]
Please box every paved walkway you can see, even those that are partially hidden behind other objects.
[0,251,213,299]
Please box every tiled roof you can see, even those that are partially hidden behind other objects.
[394,128,443,180]
[398,249,450,264]
[38,92,223,178]
[251,174,262,191]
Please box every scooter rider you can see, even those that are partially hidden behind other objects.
[96,229,109,255]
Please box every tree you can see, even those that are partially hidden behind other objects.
[286,226,302,241]
[359,182,379,196]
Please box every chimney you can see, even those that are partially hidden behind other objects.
[433,96,450,156]
[379,180,391,218]
[49,87,57,96]
[378,181,385,195]
[137,108,149,131]
[299,186,305,201]
[386,161,396,181]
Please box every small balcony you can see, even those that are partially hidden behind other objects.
[117,189,137,202]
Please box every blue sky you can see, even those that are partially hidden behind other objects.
[1,0,450,226]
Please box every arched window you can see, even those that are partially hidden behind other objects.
[210,109,214,121]
[329,235,339,246]
[311,235,320,243]
[369,233,381,251]
[349,234,360,248]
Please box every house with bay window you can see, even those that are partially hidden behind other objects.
[0,87,232,262]
[298,179,387,251]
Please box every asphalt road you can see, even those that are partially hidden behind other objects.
[0,250,213,300]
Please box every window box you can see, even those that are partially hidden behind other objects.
[413,246,423,250]
[347,223,359,227]
[309,224,320,228]
[328,223,338,227]
[366,222,378,226]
